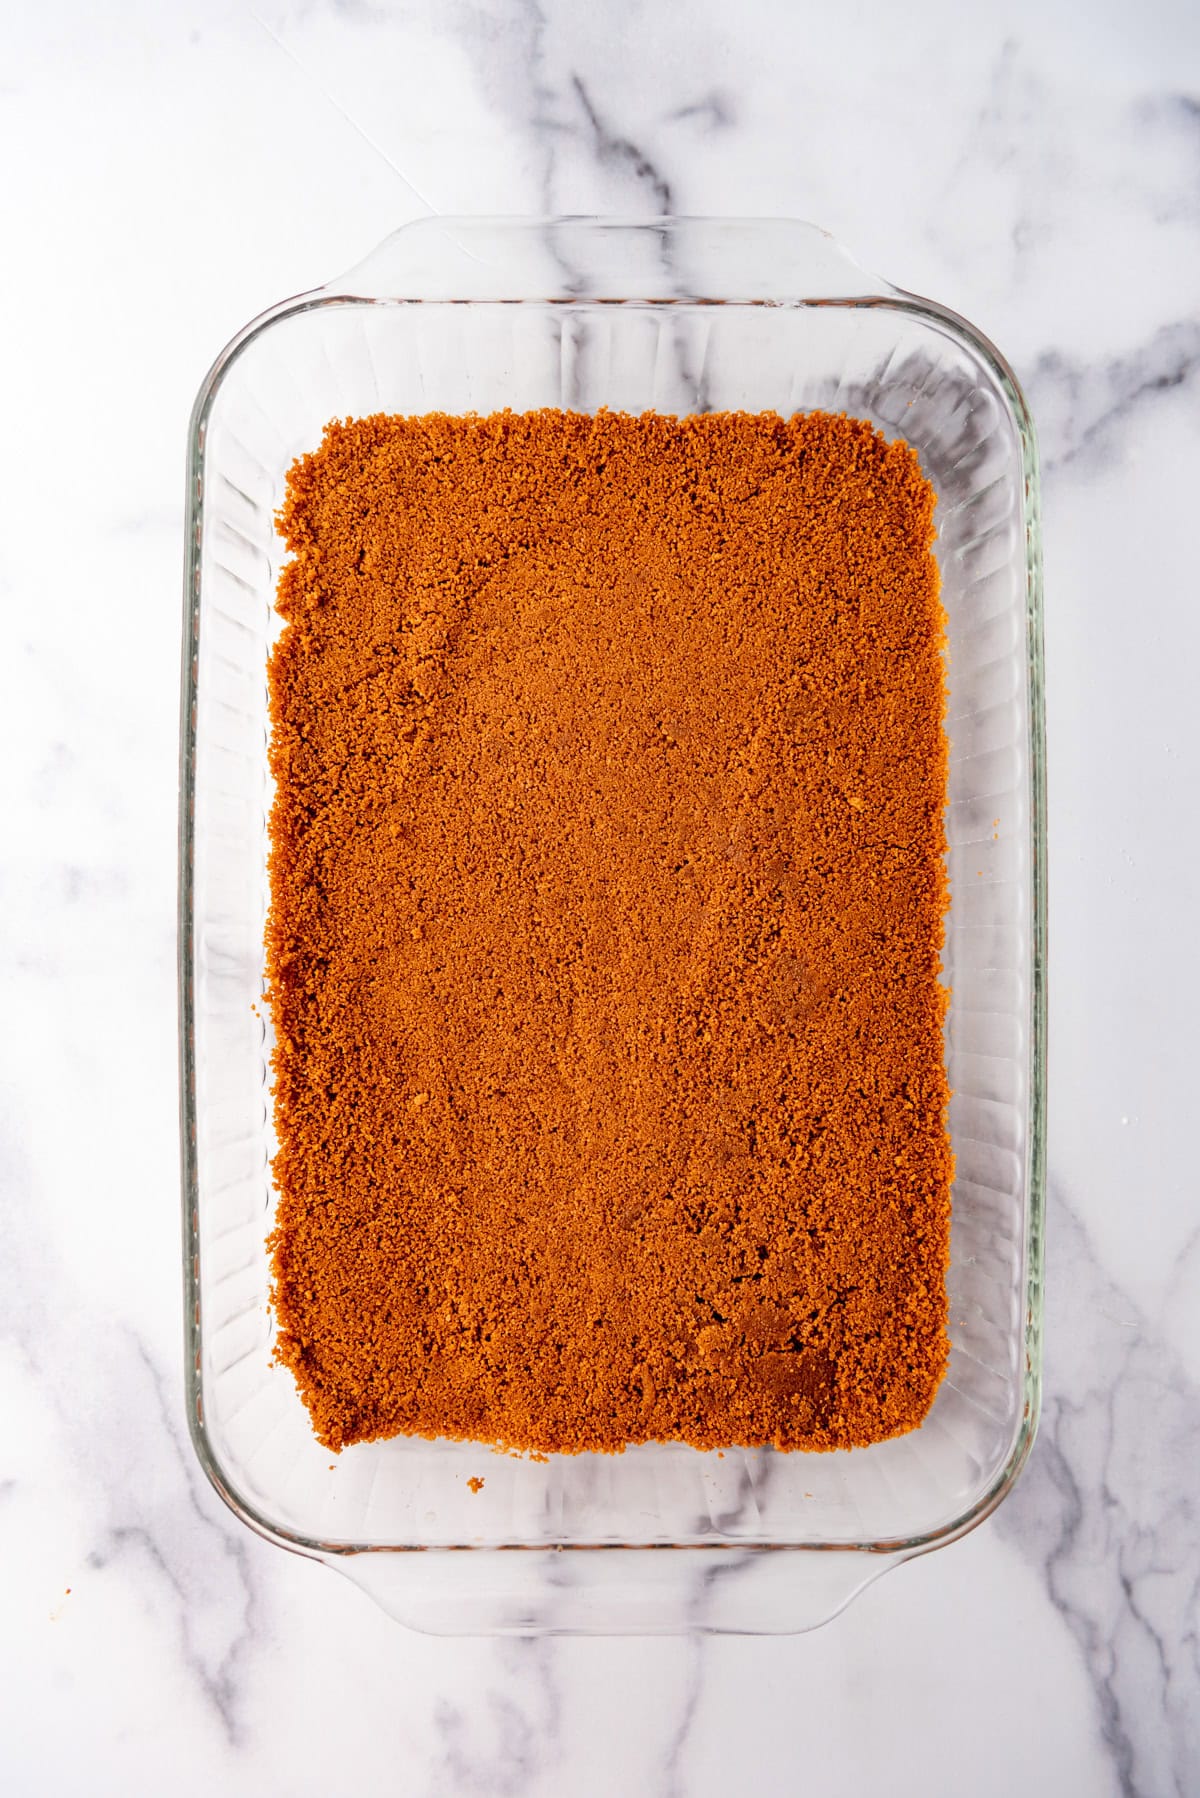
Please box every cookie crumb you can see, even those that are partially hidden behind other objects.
[266,408,952,1458]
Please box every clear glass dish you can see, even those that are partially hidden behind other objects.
[180,217,1045,1635]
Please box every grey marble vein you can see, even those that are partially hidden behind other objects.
[997,1193,1200,1797]
[665,92,735,133]
[450,0,682,217]
[1033,319,1200,474]
[429,1637,563,1796]
[658,1635,705,1798]
[0,1119,265,1749]
[568,73,675,213]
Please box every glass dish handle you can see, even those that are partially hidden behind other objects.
[327,215,895,305]
[328,1545,906,1636]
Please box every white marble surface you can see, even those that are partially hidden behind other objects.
[4,0,1199,1791]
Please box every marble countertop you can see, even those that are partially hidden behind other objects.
[5,1,1199,1792]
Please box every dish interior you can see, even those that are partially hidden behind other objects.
[186,278,1039,1552]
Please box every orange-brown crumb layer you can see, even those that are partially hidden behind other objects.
[266,408,952,1455]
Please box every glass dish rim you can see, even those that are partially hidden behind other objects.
[179,214,1046,1569]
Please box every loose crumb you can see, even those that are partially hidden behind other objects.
[467,1476,485,1494]
[266,408,952,1457]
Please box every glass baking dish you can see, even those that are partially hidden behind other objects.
[180,217,1045,1635]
